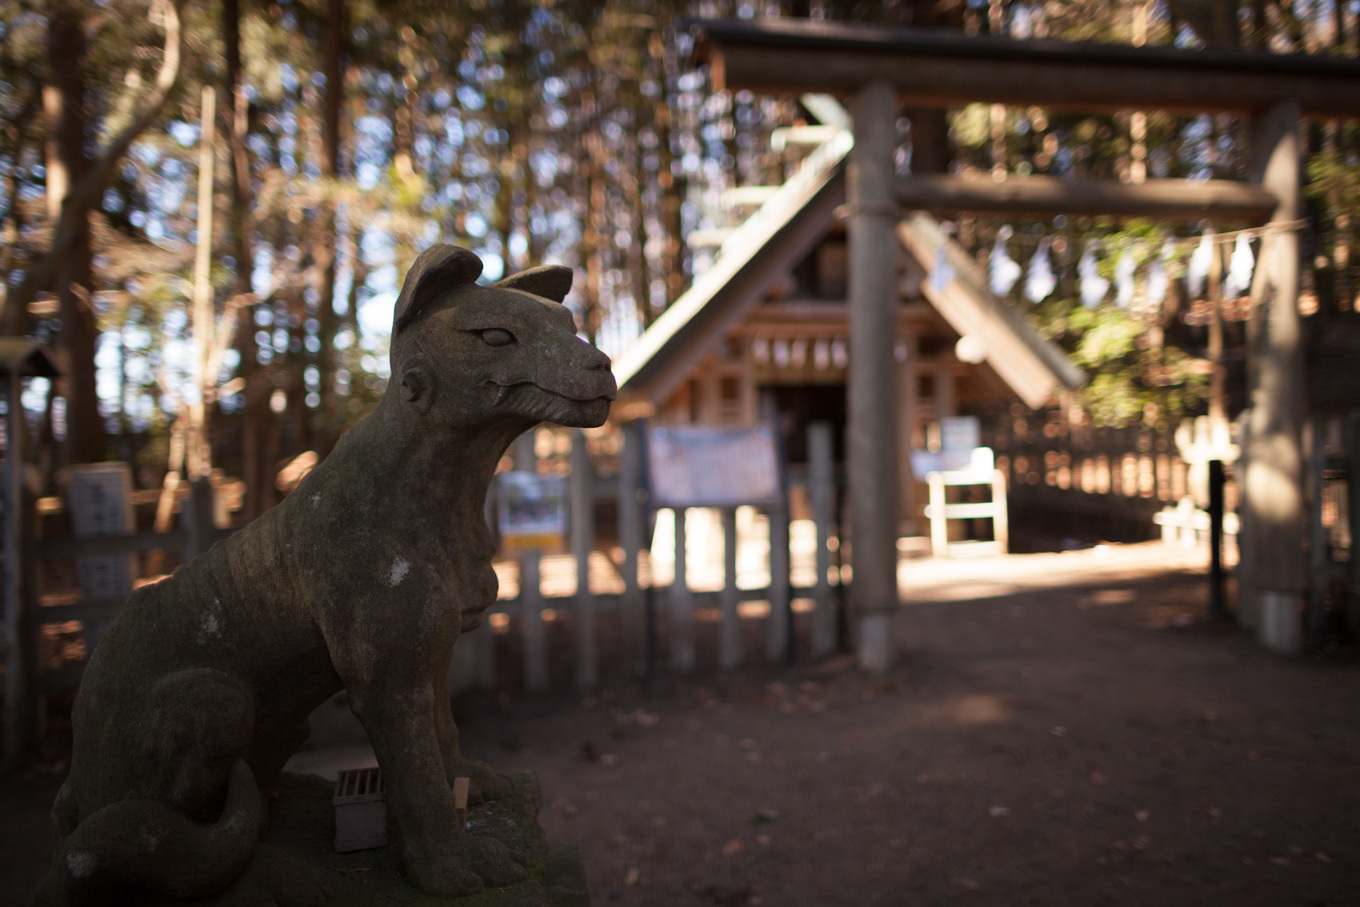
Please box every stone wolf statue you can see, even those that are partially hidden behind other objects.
[36,246,615,904]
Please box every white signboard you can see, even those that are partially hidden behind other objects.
[911,446,995,483]
[646,424,782,509]
[940,416,981,453]
[68,463,136,602]
[498,472,568,551]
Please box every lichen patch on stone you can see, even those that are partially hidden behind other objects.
[67,851,95,879]
[387,557,411,587]
[198,602,223,644]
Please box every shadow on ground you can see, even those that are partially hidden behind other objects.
[4,544,1358,906]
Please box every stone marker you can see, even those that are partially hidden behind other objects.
[34,246,614,905]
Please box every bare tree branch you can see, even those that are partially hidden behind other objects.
[1,0,185,334]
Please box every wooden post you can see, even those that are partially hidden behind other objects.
[898,329,919,530]
[991,468,1010,555]
[1208,459,1226,621]
[618,422,645,677]
[514,434,548,692]
[766,500,791,663]
[670,508,695,672]
[3,373,28,767]
[928,474,948,558]
[521,554,546,691]
[1235,409,1258,630]
[808,422,836,657]
[720,508,741,669]
[184,476,217,562]
[1243,99,1306,655]
[847,80,900,673]
[475,615,496,689]
[570,430,596,691]
[1306,419,1328,646]
[476,485,497,689]
[1347,412,1360,640]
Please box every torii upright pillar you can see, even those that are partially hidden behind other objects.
[1241,99,1307,653]
[847,81,900,673]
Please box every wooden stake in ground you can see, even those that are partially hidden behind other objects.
[453,776,469,828]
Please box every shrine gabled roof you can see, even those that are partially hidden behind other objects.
[612,137,1084,412]
[611,130,853,404]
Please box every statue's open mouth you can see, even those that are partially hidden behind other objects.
[489,380,616,407]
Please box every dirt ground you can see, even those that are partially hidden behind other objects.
[4,543,1360,906]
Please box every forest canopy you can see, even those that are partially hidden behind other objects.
[1,0,1357,513]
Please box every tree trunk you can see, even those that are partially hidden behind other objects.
[224,0,267,517]
[314,0,346,456]
[46,0,104,465]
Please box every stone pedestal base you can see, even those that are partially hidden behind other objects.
[1256,591,1302,655]
[259,771,588,905]
[856,613,893,674]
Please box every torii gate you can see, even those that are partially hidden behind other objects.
[691,18,1360,669]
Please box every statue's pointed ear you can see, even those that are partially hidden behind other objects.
[493,265,573,303]
[393,245,484,333]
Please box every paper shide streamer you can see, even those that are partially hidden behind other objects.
[990,226,1022,296]
[1224,233,1256,298]
[1186,231,1214,299]
[1078,242,1108,308]
[1025,237,1056,303]
[1114,250,1137,309]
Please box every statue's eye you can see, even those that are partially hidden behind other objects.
[479,328,515,347]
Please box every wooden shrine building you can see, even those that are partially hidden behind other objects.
[611,116,1084,533]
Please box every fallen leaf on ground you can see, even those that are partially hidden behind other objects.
[624,867,640,886]
[1268,856,1290,867]
[1135,810,1151,822]
[989,805,1011,817]
[723,838,745,855]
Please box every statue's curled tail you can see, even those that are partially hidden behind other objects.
[33,760,263,905]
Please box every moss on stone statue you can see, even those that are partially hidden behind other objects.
[263,772,585,905]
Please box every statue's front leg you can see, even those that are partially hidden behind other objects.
[340,628,524,902]
[433,640,513,803]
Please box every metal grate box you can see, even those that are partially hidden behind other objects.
[332,766,387,853]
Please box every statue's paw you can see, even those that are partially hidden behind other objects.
[457,833,529,888]
[448,758,514,804]
[404,851,485,899]
[404,834,526,897]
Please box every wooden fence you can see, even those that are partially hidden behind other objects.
[451,422,843,694]
[4,423,845,761]
[3,478,237,764]
[1305,411,1360,642]
[989,412,1238,547]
